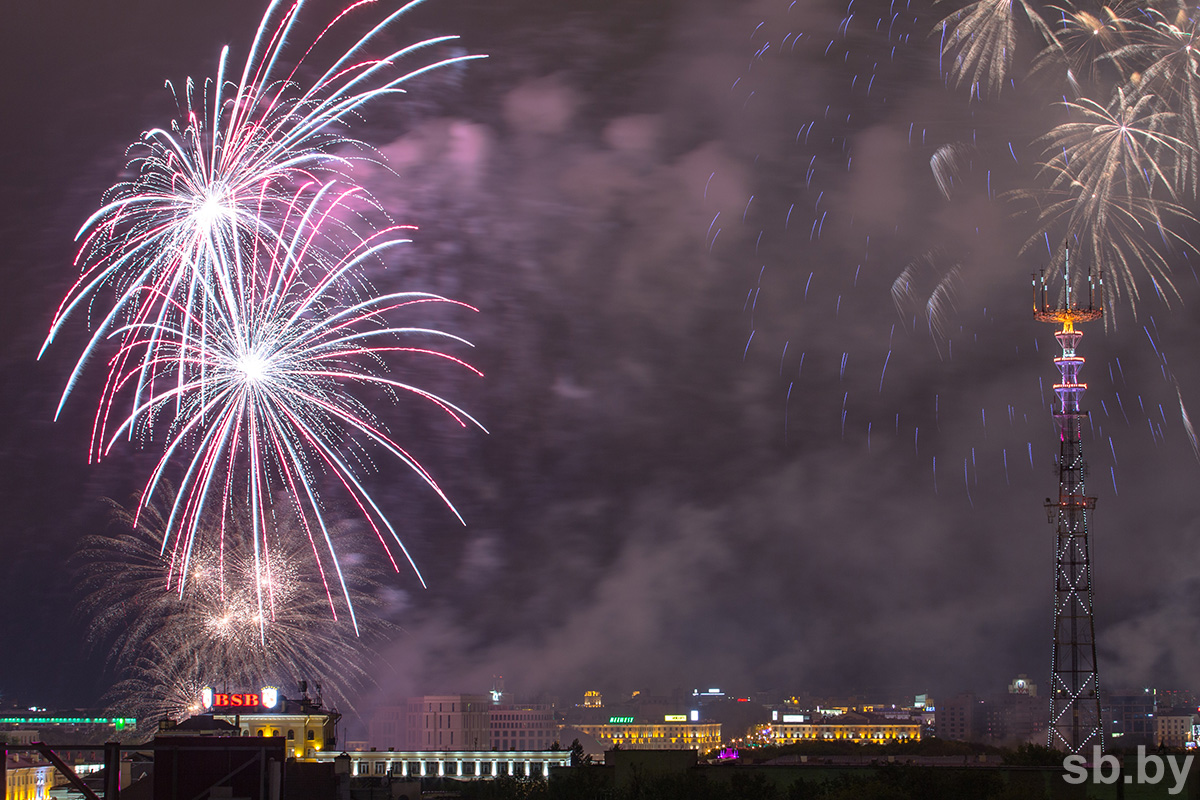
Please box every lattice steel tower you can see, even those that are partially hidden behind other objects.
[1034,263,1103,754]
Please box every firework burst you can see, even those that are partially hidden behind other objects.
[41,0,484,398]
[44,1,486,609]
[1015,88,1196,305]
[99,184,484,620]
[75,487,391,726]
[1105,5,1200,194]
[931,0,1200,309]
[937,0,1059,98]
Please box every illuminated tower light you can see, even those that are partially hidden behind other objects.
[1033,259,1104,755]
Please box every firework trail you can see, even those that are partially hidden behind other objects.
[925,0,1200,311]
[937,0,1058,98]
[95,185,484,623]
[43,0,486,607]
[75,487,390,727]
[1104,4,1200,194]
[41,0,484,398]
[1014,89,1195,305]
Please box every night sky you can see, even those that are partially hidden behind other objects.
[2,0,1199,724]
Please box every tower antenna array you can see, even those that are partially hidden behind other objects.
[1033,254,1103,754]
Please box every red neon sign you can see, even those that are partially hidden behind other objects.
[211,693,261,708]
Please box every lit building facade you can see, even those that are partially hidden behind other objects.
[2,752,103,800]
[567,720,722,752]
[193,686,339,759]
[318,748,569,779]
[210,710,337,759]
[757,713,921,744]
[4,755,57,800]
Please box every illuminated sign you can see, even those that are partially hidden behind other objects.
[202,686,281,711]
[664,715,687,722]
[608,716,635,724]
[782,714,807,723]
[212,693,261,708]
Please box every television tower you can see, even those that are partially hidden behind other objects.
[1034,260,1103,754]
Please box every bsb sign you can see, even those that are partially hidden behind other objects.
[202,686,280,711]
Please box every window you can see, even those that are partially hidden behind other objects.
[287,730,295,740]
[307,730,315,740]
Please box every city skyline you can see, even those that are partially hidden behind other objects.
[2,0,1200,718]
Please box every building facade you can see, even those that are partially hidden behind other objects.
[758,713,921,744]
[397,695,492,751]
[1155,711,1197,748]
[192,685,340,759]
[1106,689,1157,748]
[491,705,557,751]
[566,721,722,753]
[320,748,570,779]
